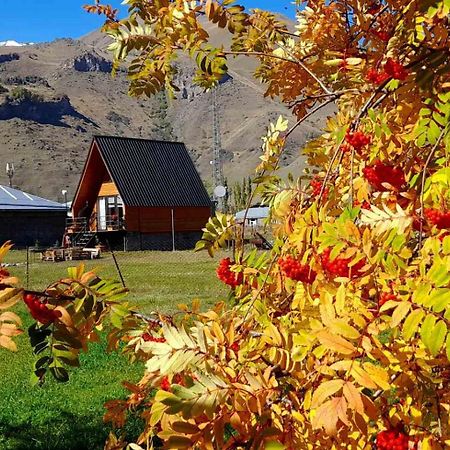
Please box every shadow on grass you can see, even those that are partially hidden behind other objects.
[0,410,143,450]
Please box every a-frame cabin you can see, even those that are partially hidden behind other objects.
[70,136,212,250]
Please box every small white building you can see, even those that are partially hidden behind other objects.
[235,206,269,227]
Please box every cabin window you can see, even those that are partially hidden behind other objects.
[97,195,124,231]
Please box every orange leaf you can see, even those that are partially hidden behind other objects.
[350,363,378,390]
[343,381,364,415]
[316,329,356,355]
[312,396,349,435]
[312,399,339,435]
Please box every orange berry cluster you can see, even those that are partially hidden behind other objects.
[366,58,408,84]
[321,248,365,278]
[366,68,389,85]
[160,374,186,392]
[278,256,317,284]
[378,292,397,308]
[310,179,329,198]
[217,258,243,288]
[363,161,405,191]
[376,429,410,450]
[142,333,166,343]
[345,131,371,152]
[384,58,408,81]
[160,376,171,391]
[424,208,450,230]
[229,342,239,352]
[23,293,62,324]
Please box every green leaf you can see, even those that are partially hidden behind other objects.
[429,321,446,356]
[429,288,450,313]
[265,442,286,450]
[420,314,437,350]
[427,120,441,144]
[402,308,425,340]
[427,262,450,287]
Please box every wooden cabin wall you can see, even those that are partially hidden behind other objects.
[125,206,210,233]
[98,182,119,197]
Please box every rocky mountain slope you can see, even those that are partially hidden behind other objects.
[0,28,331,202]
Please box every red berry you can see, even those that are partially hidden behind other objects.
[363,161,405,191]
[425,208,450,229]
[216,258,243,288]
[279,256,316,284]
[378,292,398,308]
[230,342,239,352]
[310,179,329,198]
[384,58,408,81]
[345,131,371,153]
[376,429,409,450]
[142,333,166,343]
[321,248,365,279]
[23,293,61,324]
[160,376,171,391]
[366,67,390,85]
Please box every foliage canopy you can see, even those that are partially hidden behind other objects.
[2,0,450,449]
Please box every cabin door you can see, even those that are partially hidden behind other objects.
[98,198,107,231]
[97,195,124,231]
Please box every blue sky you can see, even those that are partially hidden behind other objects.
[0,1,295,43]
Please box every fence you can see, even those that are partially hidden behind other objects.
[5,246,230,313]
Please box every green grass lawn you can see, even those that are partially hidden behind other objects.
[4,250,227,312]
[0,250,228,450]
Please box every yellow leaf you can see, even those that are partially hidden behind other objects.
[351,363,378,389]
[0,311,21,325]
[329,320,360,340]
[0,288,22,310]
[165,435,193,449]
[362,363,390,390]
[0,335,17,352]
[319,295,336,326]
[391,301,411,328]
[311,379,345,408]
[312,397,348,435]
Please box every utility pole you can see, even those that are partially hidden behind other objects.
[212,88,225,210]
[6,163,14,188]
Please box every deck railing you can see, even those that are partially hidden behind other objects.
[97,215,126,232]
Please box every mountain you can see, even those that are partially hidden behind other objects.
[0,29,331,203]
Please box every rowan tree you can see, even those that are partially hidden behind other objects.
[1,0,448,448]
[82,0,450,448]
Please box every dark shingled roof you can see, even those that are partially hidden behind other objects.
[93,136,211,208]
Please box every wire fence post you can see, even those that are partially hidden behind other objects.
[107,239,126,288]
[171,208,176,252]
[26,246,30,289]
